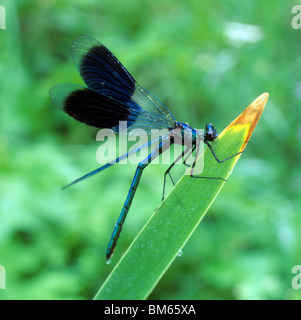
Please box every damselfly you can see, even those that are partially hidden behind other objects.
[50,35,241,262]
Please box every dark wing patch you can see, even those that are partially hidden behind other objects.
[50,84,140,130]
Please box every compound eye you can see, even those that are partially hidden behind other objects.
[204,123,217,142]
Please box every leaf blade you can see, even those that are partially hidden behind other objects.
[94,93,269,300]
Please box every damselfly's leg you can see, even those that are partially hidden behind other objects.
[162,146,191,201]
[183,145,196,167]
[189,141,243,180]
[205,141,244,164]
[190,142,227,181]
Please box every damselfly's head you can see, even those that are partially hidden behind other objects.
[204,123,218,142]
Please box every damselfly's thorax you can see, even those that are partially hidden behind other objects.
[169,121,218,147]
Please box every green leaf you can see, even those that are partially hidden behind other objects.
[94,93,269,300]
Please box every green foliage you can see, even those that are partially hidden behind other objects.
[0,0,300,300]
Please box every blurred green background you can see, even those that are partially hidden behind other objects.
[0,0,301,300]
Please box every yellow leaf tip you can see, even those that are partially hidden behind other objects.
[258,92,269,101]
[229,92,269,127]
[221,93,269,150]
[251,92,269,112]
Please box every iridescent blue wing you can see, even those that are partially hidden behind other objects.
[50,35,176,134]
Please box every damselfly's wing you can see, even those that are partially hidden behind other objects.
[50,35,176,134]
